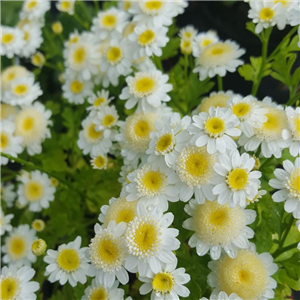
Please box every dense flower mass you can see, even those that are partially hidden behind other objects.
[1,1,300,300]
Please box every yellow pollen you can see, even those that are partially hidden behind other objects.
[94,155,106,168]
[97,239,119,264]
[0,133,9,150]
[27,0,37,9]
[205,117,225,136]
[293,117,300,136]
[182,40,191,48]
[134,120,150,138]
[141,171,164,193]
[259,7,274,21]
[70,81,84,93]
[232,103,251,118]
[24,181,44,202]
[1,277,19,300]
[61,1,71,10]
[102,15,117,28]
[287,170,300,197]
[106,47,122,63]
[138,29,156,46]
[135,77,155,95]
[88,124,103,139]
[7,236,27,259]
[156,133,173,153]
[57,249,80,272]
[23,31,30,41]
[184,32,192,39]
[211,47,224,55]
[227,168,248,190]
[73,47,86,64]
[134,223,158,252]
[103,115,115,127]
[186,153,209,178]
[152,272,174,294]
[145,1,162,10]
[14,84,28,95]
[263,112,279,131]
[2,34,14,44]
[90,287,108,300]
[94,97,105,106]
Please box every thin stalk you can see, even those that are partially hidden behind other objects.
[184,54,188,80]
[260,156,273,170]
[94,0,99,12]
[217,75,223,91]
[273,242,298,259]
[73,13,89,30]
[280,216,294,248]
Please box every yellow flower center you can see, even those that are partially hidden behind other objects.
[259,7,274,21]
[73,47,86,64]
[97,238,120,265]
[87,124,102,140]
[23,31,30,41]
[2,33,14,45]
[61,1,71,10]
[286,169,300,197]
[32,53,43,66]
[205,117,225,137]
[106,46,122,64]
[123,1,132,10]
[50,178,58,187]
[186,153,210,178]
[202,39,213,48]
[57,249,80,272]
[216,250,268,299]
[198,94,229,114]
[7,72,16,81]
[1,277,19,300]
[24,181,44,202]
[156,133,174,154]
[263,112,279,131]
[134,222,159,252]
[183,32,192,39]
[138,29,156,46]
[227,168,248,190]
[27,0,37,9]
[292,116,300,138]
[94,155,106,169]
[0,133,9,150]
[182,40,191,48]
[141,171,165,195]
[89,287,108,300]
[145,1,162,10]
[70,80,84,93]
[7,235,27,259]
[152,272,174,294]
[103,115,115,127]
[22,117,34,131]
[32,219,45,231]
[94,97,105,107]
[102,15,117,28]
[69,36,79,44]
[135,77,156,96]
[232,103,251,119]
[134,120,150,138]
[14,84,28,96]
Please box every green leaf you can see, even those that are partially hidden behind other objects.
[238,64,256,81]
[281,252,300,281]
[161,37,180,60]
[246,22,256,36]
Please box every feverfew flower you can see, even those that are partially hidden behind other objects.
[282,106,300,157]
[0,119,23,165]
[269,158,300,219]
[0,265,39,300]
[200,291,242,300]
[0,26,25,58]
[139,261,191,300]
[17,170,56,212]
[87,90,114,114]
[2,224,37,268]
[91,154,108,170]
[1,182,16,207]
[179,25,198,41]
[3,76,42,106]
[188,107,241,154]
[56,0,76,15]
[120,70,172,112]
[1,65,30,92]
[208,247,278,300]
[124,206,180,276]
[128,24,169,59]
[192,30,219,57]
[44,236,91,287]
[0,207,13,236]
[183,199,256,260]
[212,150,262,207]
[193,40,245,80]
[20,0,50,20]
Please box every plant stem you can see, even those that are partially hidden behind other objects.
[251,28,272,96]
[280,216,294,247]
[73,13,88,30]
[217,75,223,91]
[260,156,273,170]
[94,0,99,12]
[184,54,188,80]
[152,55,163,71]
[273,242,298,259]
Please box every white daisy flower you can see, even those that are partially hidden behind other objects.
[17,170,56,212]
[91,7,128,41]
[188,107,241,154]
[87,90,114,114]
[183,199,256,260]
[238,104,288,158]
[192,90,235,115]
[99,197,138,228]
[200,291,242,300]
[1,182,16,208]
[192,30,219,57]
[77,116,113,157]
[175,145,217,203]
[62,73,94,105]
[0,26,25,58]
[3,76,42,106]
[88,221,129,287]
[129,1,175,27]
[14,102,52,156]
[288,2,300,27]
[20,0,50,21]
[193,40,245,80]
[120,70,172,112]
[128,23,169,59]
[0,207,13,236]
[124,205,180,276]
[44,236,91,287]
[100,38,132,87]
[0,265,39,300]
[179,25,198,41]
[2,224,37,268]
[0,119,23,165]
[56,0,76,15]
[91,154,108,170]
[1,65,30,92]
[147,114,191,169]
[282,106,300,157]
[173,0,189,16]
[269,158,300,219]
[139,261,191,300]
[207,246,278,300]
[81,277,124,300]
[212,150,262,207]
[118,160,139,186]
[248,0,286,34]
[125,163,180,213]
